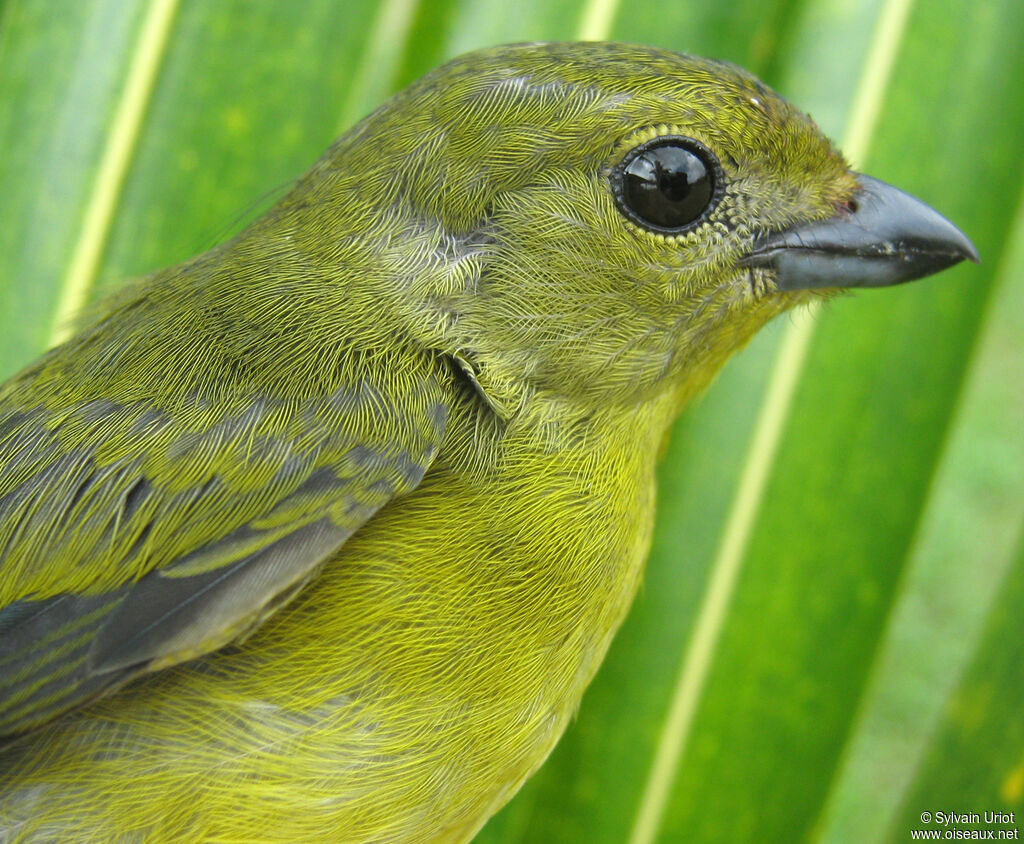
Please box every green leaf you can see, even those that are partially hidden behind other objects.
[0,1,1019,841]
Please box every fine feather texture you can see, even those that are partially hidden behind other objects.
[0,291,449,737]
[0,42,879,841]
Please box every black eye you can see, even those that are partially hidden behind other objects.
[612,137,722,233]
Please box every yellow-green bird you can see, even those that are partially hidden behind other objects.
[0,42,975,842]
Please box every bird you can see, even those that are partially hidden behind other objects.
[0,41,976,842]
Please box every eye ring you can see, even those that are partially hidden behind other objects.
[611,135,724,234]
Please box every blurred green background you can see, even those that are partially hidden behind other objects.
[0,0,1020,842]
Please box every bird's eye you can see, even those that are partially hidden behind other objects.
[612,137,721,233]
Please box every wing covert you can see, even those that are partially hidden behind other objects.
[0,364,450,739]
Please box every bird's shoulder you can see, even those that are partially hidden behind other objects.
[0,335,452,739]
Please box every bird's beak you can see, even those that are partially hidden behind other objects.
[740,174,979,290]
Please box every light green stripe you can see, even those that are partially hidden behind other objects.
[48,0,180,346]
[626,1,915,841]
[576,0,620,41]
[842,0,915,168]
[336,0,423,133]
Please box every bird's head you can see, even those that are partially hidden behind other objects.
[282,42,976,416]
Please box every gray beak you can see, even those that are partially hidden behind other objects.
[740,174,979,290]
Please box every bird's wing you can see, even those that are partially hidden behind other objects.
[0,365,449,739]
